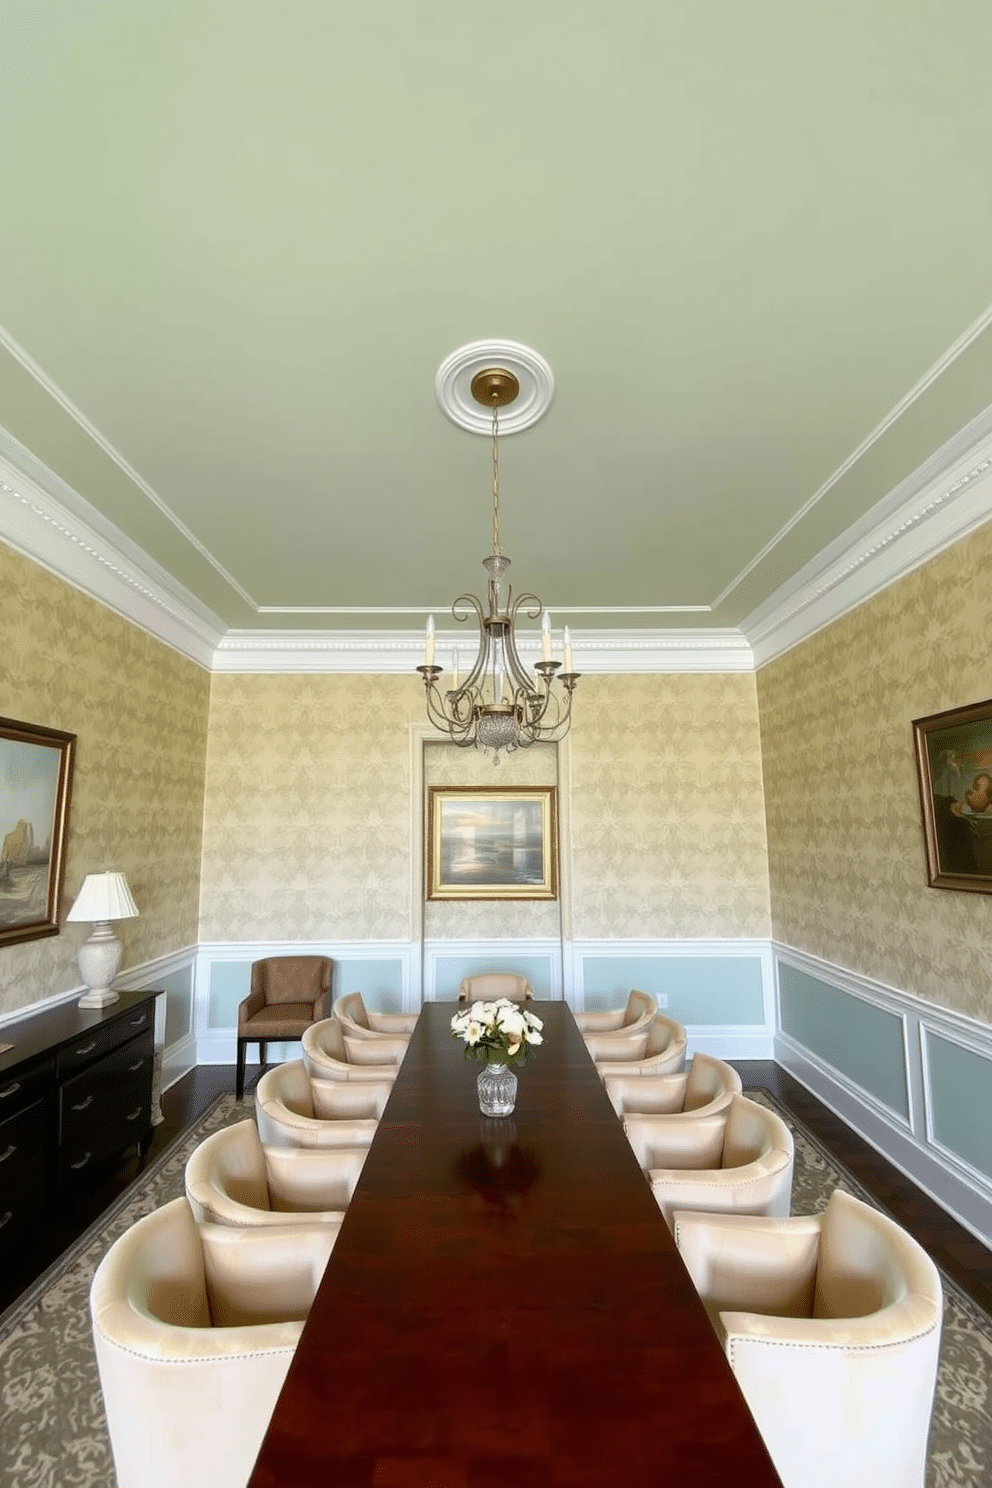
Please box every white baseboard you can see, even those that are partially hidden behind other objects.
[690,1029,775,1060]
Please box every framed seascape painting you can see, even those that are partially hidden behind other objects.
[427,787,558,901]
[0,716,77,945]
[913,698,992,894]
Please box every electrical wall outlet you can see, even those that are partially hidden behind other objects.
[656,992,668,1009]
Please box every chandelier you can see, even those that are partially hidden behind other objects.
[417,365,579,761]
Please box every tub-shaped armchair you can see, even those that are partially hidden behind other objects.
[185,1117,365,1228]
[673,1190,942,1488]
[625,1093,794,1229]
[302,1016,402,1083]
[90,1196,335,1488]
[587,1012,687,1078]
[256,1059,385,1149]
[604,1051,741,1119]
[574,987,656,1036]
[333,990,417,1040]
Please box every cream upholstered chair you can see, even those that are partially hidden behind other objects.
[342,1032,407,1067]
[457,972,535,1002]
[185,1117,365,1228]
[586,1012,687,1078]
[333,990,417,1039]
[673,1190,943,1488]
[91,1196,335,1488]
[256,1058,386,1148]
[574,987,656,1035]
[236,955,332,1100]
[625,1093,794,1229]
[302,1017,403,1084]
[604,1051,742,1119]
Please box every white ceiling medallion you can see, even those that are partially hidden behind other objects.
[435,340,554,435]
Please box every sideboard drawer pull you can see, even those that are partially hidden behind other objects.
[0,1143,15,1164]
[75,1042,97,1056]
[0,1082,21,1099]
[130,1015,146,1028]
[127,1060,145,1073]
[69,1151,92,1170]
[124,1105,143,1123]
[70,1095,94,1112]
[0,1210,12,1230]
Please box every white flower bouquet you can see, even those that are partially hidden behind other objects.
[450,998,544,1068]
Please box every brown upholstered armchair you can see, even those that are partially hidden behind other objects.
[237,956,332,1100]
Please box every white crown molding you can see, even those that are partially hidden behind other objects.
[211,627,755,674]
[0,428,224,668]
[743,404,992,667]
[4,389,992,677]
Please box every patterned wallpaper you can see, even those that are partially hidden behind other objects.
[199,674,417,943]
[565,673,770,940]
[200,672,771,947]
[423,740,561,943]
[0,543,209,1018]
[758,520,992,1022]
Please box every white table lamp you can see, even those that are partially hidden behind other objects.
[67,872,140,1008]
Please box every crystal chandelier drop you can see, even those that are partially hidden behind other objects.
[417,366,579,762]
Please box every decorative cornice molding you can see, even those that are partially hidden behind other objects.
[2,396,991,677]
[0,433,223,669]
[211,628,755,674]
[743,406,992,666]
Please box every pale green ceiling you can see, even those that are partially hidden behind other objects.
[1,1,991,635]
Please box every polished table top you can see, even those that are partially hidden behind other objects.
[249,1003,782,1488]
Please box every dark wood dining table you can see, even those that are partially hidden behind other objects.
[249,1002,783,1487]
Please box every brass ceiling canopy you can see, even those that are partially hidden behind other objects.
[419,343,576,761]
[435,340,554,435]
[469,368,520,409]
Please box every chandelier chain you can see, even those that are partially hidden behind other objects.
[491,396,501,556]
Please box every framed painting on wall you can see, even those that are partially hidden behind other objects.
[0,715,77,945]
[427,786,557,901]
[913,697,992,894]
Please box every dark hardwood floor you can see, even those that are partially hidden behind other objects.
[4,1057,992,1322]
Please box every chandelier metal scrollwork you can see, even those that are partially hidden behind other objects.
[417,366,579,762]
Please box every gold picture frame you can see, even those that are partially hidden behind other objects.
[913,697,992,894]
[0,715,77,946]
[427,787,558,901]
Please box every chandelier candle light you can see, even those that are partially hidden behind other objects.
[451,997,544,1117]
[419,354,579,761]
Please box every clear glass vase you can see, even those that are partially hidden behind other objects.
[477,1060,517,1117]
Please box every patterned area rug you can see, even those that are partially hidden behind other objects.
[0,1089,989,1487]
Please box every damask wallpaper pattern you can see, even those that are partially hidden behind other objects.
[558,673,770,941]
[200,672,771,947]
[758,520,992,1022]
[199,674,417,943]
[0,543,209,1018]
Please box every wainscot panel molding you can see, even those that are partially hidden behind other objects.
[574,939,776,1060]
[773,943,992,1247]
[193,942,416,1066]
[192,939,779,1063]
[0,946,199,1115]
[423,941,565,1003]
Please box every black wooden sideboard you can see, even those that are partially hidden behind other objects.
[0,988,160,1263]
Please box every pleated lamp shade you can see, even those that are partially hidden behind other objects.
[67,872,139,1008]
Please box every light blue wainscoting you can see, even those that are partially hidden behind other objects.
[580,953,766,1026]
[778,961,909,1121]
[160,963,194,1048]
[206,956,407,1029]
[429,953,558,1002]
[925,1032,992,1184]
